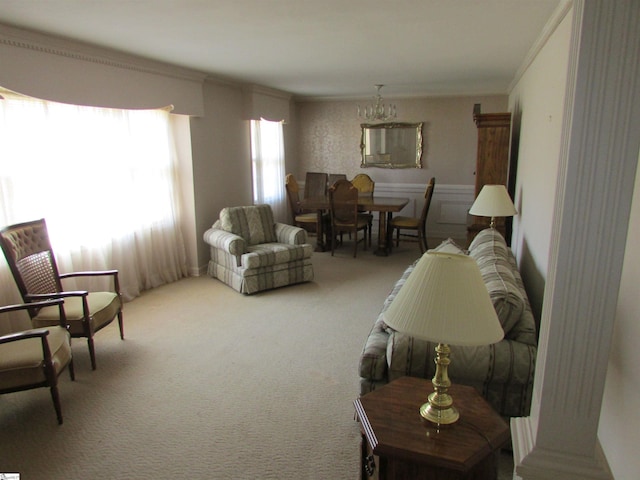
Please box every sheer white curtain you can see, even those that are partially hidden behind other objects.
[0,92,188,304]
[250,119,287,223]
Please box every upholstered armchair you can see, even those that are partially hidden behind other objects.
[0,299,74,424]
[0,218,124,371]
[203,204,314,294]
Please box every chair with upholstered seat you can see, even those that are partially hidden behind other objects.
[328,173,347,187]
[350,173,375,244]
[204,204,314,294]
[0,299,74,424]
[304,172,329,199]
[351,173,375,195]
[285,174,319,233]
[387,177,435,254]
[0,218,124,370]
[328,179,369,258]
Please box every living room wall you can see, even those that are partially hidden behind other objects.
[291,95,508,242]
[189,79,253,271]
[508,7,571,321]
[508,3,640,478]
[292,95,507,186]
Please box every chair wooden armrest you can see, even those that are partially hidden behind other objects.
[60,270,121,294]
[1,299,69,329]
[60,269,118,278]
[0,327,50,344]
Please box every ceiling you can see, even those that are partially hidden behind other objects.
[0,0,561,99]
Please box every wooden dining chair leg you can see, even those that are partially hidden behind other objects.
[420,229,428,253]
[353,229,358,258]
[418,233,426,254]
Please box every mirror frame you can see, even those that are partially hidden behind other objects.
[360,122,423,169]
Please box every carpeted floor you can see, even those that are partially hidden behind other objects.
[0,240,514,479]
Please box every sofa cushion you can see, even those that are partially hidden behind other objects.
[469,228,524,336]
[431,238,467,255]
[220,205,277,246]
[242,243,313,269]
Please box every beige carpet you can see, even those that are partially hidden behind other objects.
[0,240,514,479]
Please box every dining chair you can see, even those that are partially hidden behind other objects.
[0,299,74,424]
[387,177,436,254]
[304,172,329,199]
[328,173,347,187]
[0,218,124,370]
[285,174,319,233]
[328,179,369,258]
[350,173,375,244]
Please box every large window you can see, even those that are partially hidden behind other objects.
[250,119,287,222]
[0,91,187,303]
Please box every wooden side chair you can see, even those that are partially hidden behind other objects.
[350,173,375,244]
[285,174,318,233]
[0,218,124,370]
[328,179,369,258]
[387,177,436,254]
[351,173,375,195]
[328,173,347,187]
[0,299,74,424]
[304,172,329,199]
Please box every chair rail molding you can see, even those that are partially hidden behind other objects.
[300,182,475,241]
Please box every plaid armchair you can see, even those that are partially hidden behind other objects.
[203,204,314,294]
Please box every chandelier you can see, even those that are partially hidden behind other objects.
[357,84,397,122]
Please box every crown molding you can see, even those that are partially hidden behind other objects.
[509,0,573,94]
[0,22,207,84]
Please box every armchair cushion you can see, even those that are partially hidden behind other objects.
[0,326,71,390]
[220,205,277,246]
[33,292,122,336]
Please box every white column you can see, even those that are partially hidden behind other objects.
[512,1,640,479]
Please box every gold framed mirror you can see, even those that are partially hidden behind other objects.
[360,122,423,168]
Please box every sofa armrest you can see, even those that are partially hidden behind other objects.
[203,228,246,257]
[274,222,308,245]
[358,316,390,383]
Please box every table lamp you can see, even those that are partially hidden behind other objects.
[382,252,503,425]
[468,184,517,228]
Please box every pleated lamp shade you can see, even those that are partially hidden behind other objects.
[382,252,504,346]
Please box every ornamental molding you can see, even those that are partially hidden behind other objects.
[0,22,207,83]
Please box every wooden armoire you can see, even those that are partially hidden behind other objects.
[467,106,513,245]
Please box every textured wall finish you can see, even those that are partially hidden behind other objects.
[294,95,508,187]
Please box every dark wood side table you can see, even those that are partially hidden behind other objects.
[354,377,510,480]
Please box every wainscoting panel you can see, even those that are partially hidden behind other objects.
[302,182,475,243]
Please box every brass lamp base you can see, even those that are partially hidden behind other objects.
[420,395,459,425]
[421,343,460,425]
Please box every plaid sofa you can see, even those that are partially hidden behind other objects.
[358,228,538,418]
[203,204,314,294]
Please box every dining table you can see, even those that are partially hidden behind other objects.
[300,195,410,256]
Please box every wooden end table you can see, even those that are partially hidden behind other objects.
[354,377,510,480]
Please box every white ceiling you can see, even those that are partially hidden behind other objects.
[0,0,561,99]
